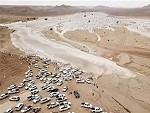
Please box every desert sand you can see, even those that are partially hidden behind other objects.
[0,11,150,113]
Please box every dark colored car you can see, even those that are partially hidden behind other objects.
[74,91,80,98]
[50,88,59,92]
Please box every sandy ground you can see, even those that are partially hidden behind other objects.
[0,15,37,24]
[0,12,150,113]
[0,26,24,56]
[43,20,150,113]
[63,27,150,76]
[0,52,29,92]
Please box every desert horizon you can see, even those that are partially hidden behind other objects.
[0,1,150,113]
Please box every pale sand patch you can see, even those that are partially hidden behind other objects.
[62,27,150,76]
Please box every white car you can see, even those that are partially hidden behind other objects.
[91,107,103,113]
[5,108,13,113]
[76,79,85,83]
[18,83,25,88]
[29,86,37,91]
[47,102,59,109]
[60,101,71,106]
[57,96,67,102]
[0,93,9,100]
[21,105,32,113]
[15,103,24,111]
[32,96,41,103]
[7,85,17,90]
[57,80,63,86]
[29,80,35,84]
[56,94,66,99]
[40,97,51,104]
[46,86,54,92]
[50,92,59,97]
[62,86,68,92]
[41,85,49,90]
[9,96,20,101]
[52,79,59,84]
[59,104,71,112]
[81,102,92,108]
[31,90,39,95]
[34,64,39,68]
[56,73,61,78]
[8,89,20,94]
[24,86,29,90]
[86,79,91,84]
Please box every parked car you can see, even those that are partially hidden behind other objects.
[4,108,13,113]
[50,92,59,97]
[76,79,85,83]
[32,96,41,104]
[25,86,29,90]
[15,103,24,111]
[41,85,49,90]
[31,107,41,113]
[7,85,17,90]
[57,96,67,102]
[52,79,59,84]
[0,93,9,100]
[8,89,20,94]
[86,79,91,84]
[9,96,20,101]
[56,94,66,99]
[36,74,41,79]
[27,95,33,101]
[59,101,71,106]
[31,90,39,95]
[81,102,92,108]
[18,83,25,88]
[21,105,32,113]
[62,86,68,92]
[74,91,80,98]
[56,73,61,78]
[46,86,54,92]
[59,104,71,112]
[47,102,59,109]
[40,97,51,104]
[29,86,37,91]
[34,64,39,68]
[91,107,103,113]
[50,88,59,93]
[57,80,63,86]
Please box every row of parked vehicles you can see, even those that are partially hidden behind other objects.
[0,83,24,100]
[81,102,107,113]
[1,55,107,113]
[5,103,41,113]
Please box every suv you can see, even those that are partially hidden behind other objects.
[74,91,80,98]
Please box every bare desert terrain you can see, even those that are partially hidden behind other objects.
[0,5,150,113]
